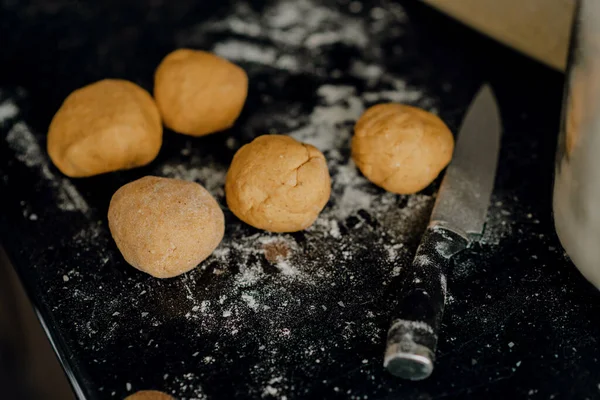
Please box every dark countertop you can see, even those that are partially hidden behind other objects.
[2,1,600,399]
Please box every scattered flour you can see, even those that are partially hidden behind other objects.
[0,1,513,399]
[213,40,279,67]
[131,5,442,393]
[289,85,364,151]
[0,99,18,124]
[141,3,457,394]
[5,120,89,213]
[190,0,371,72]
[273,260,298,277]
[241,292,259,311]
[168,373,207,400]
[386,243,404,265]
[179,0,409,85]
[160,160,227,199]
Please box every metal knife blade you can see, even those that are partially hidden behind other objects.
[430,84,502,240]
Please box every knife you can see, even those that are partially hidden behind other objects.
[383,84,502,380]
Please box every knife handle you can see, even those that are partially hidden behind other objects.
[384,225,468,380]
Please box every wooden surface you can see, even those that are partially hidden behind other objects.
[423,0,576,71]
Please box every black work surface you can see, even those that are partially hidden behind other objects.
[2,1,600,399]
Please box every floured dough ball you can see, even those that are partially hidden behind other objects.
[124,390,174,400]
[154,49,248,136]
[352,104,454,194]
[48,79,162,177]
[108,176,224,278]
[225,135,331,232]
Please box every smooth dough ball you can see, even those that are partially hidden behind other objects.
[48,79,162,177]
[352,104,454,194]
[124,390,174,400]
[108,176,224,278]
[154,49,248,136]
[225,135,331,232]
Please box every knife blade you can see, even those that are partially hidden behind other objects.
[383,84,502,380]
[431,84,502,239]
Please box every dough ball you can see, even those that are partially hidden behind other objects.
[154,49,248,136]
[124,390,174,400]
[225,135,331,232]
[48,79,162,177]
[352,104,454,194]
[108,176,224,278]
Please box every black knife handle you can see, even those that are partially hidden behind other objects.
[384,225,468,380]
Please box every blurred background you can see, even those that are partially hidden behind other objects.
[0,247,73,399]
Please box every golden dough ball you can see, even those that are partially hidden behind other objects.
[154,49,248,136]
[352,104,454,194]
[225,135,331,233]
[124,390,175,400]
[108,176,224,278]
[47,79,162,178]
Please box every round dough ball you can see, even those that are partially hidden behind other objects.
[225,135,331,232]
[154,49,248,136]
[48,79,162,177]
[124,390,174,400]
[108,176,224,278]
[352,104,454,194]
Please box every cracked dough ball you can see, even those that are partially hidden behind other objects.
[108,176,224,278]
[352,104,454,194]
[154,49,248,136]
[225,135,331,232]
[48,79,162,177]
[124,391,174,400]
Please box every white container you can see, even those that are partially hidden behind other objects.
[554,0,600,289]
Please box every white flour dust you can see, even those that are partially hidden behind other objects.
[0,98,18,125]
[186,0,373,73]
[5,119,89,213]
[156,11,440,393]
[0,1,516,398]
[167,372,207,400]
[179,0,406,78]
[160,160,227,199]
